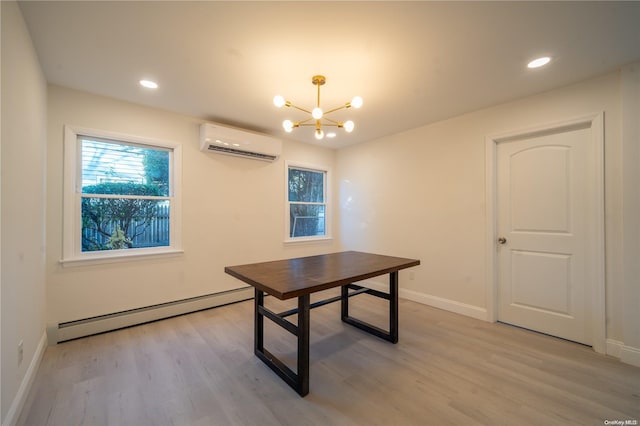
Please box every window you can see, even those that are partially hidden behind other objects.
[63,126,182,265]
[286,162,330,241]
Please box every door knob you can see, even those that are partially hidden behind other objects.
[498,237,507,245]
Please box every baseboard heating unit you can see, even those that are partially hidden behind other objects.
[48,287,253,344]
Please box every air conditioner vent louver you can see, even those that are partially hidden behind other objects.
[200,123,281,162]
[206,144,278,161]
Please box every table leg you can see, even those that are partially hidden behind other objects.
[340,284,349,320]
[389,271,399,343]
[254,289,264,354]
[297,294,310,396]
[253,290,310,396]
[341,271,399,343]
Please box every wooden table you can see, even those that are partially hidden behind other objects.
[224,251,420,396]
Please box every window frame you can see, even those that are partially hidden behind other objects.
[62,125,183,266]
[284,160,332,243]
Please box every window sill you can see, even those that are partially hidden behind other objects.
[283,236,333,245]
[60,248,184,267]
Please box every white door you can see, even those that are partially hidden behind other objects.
[496,126,595,345]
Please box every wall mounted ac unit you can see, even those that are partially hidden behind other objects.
[200,123,282,162]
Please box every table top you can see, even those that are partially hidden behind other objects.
[224,251,420,300]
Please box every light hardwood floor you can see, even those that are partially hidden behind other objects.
[18,291,640,426]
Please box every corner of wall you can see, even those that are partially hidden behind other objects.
[1,333,46,426]
[1,1,49,424]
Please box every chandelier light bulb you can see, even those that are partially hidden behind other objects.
[312,107,323,120]
[283,120,294,132]
[273,95,286,108]
[350,96,363,109]
[344,120,355,133]
[315,129,324,140]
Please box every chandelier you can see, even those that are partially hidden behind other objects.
[273,75,362,140]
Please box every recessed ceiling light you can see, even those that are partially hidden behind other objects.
[139,79,158,89]
[326,132,337,138]
[527,57,551,69]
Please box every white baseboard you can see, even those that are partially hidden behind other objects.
[609,339,640,367]
[604,339,640,367]
[358,279,488,321]
[401,288,489,321]
[2,332,47,426]
[52,287,253,343]
[606,339,624,359]
[620,344,640,368]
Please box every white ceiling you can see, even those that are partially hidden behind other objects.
[18,1,640,148]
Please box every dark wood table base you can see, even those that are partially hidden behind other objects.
[225,251,420,396]
[254,271,399,397]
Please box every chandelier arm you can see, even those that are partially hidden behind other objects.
[290,104,313,115]
[322,104,349,116]
[322,117,343,125]
[297,117,314,125]
[298,120,341,127]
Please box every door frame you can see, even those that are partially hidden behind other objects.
[484,112,605,354]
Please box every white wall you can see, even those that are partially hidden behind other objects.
[621,63,640,366]
[337,71,636,351]
[1,1,48,423]
[46,85,339,325]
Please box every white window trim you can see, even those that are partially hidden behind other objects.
[61,125,183,266]
[284,160,332,244]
